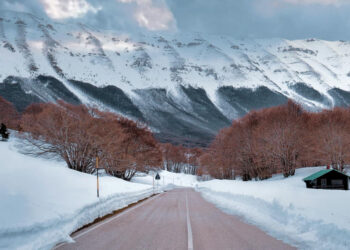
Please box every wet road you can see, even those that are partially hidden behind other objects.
[55,188,295,250]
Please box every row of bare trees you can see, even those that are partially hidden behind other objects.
[200,101,350,181]
[159,143,202,175]
[4,95,350,181]
[19,101,161,180]
[0,97,202,178]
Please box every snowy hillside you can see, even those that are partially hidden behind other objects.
[197,168,350,250]
[2,10,350,145]
[0,137,154,250]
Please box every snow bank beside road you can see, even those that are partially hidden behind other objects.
[0,138,153,250]
[197,168,350,250]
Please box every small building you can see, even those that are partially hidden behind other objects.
[303,169,349,190]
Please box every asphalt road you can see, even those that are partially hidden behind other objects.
[55,188,295,250]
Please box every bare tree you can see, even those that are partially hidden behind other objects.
[259,101,303,177]
[20,102,100,173]
[100,114,162,180]
[0,96,19,129]
[306,108,350,171]
[202,101,306,180]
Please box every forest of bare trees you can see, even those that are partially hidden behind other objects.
[19,101,162,180]
[159,143,202,175]
[2,97,350,182]
[199,101,350,181]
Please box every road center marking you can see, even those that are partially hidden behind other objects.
[186,192,194,250]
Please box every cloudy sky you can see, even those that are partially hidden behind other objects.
[0,0,349,40]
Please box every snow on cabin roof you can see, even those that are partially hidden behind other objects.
[303,169,349,181]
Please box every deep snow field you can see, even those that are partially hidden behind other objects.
[197,168,350,250]
[1,134,350,250]
[0,137,155,250]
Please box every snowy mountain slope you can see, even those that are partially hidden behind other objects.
[1,11,350,145]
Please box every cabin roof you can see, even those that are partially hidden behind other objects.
[303,169,349,181]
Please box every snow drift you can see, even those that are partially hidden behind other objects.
[197,167,350,250]
[0,137,154,250]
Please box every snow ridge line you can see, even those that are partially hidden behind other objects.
[186,192,194,250]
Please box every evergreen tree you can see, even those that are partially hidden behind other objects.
[0,123,9,141]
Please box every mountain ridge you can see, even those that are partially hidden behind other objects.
[1,10,350,146]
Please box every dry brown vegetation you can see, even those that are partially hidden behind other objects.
[159,143,202,175]
[200,101,350,181]
[3,95,350,182]
[0,96,19,129]
[19,101,161,180]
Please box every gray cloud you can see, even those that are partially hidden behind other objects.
[281,0,348,5]
[165,0,350,40]
[0,0,176,32]
[0,0,350,40]
[0,0,44,14]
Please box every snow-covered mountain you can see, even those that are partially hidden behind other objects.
[1,11,350,146]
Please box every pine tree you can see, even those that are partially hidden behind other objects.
[0,123,9,141]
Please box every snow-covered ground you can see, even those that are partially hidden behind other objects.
[3,133,349,250]
[0,137,154,250]
[197,167,350,250]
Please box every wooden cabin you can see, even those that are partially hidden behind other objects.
[303,169,349,190]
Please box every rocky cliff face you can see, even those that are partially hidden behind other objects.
[1,11,350,146]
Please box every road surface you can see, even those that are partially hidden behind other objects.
[55,188,295,250]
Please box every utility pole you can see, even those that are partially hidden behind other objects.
[152,171,155,194]
[96,156,99,198]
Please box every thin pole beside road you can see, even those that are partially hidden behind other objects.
[96,156,99,198]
